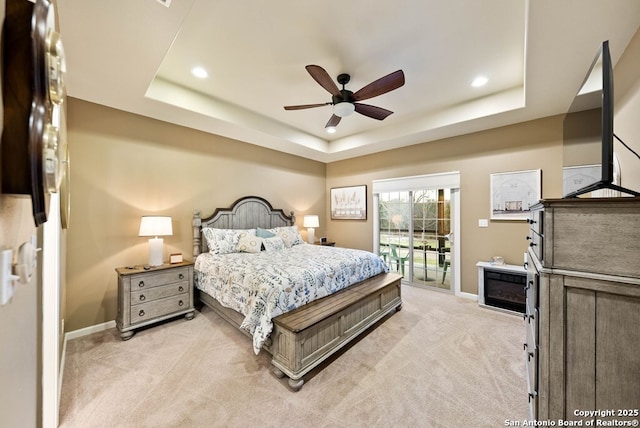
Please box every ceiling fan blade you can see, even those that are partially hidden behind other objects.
[354,103,394,120]
[353,70,405,101]
[325,114,341,128]
[306,65,340,96]
[284,102,331,110]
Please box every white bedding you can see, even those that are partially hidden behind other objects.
[194,244,389,354]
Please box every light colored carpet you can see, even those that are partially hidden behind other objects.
[59,284,528,428]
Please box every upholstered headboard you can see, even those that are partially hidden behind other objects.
[192,196,295,257]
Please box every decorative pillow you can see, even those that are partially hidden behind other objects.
[202,228,254,254]
[237,234,263,253]
[256,227,276,238]
[262,236,285,252]
[274,225,304,248]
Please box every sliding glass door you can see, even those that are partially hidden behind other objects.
[373,173,459,293]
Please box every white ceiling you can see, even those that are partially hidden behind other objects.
[57,0,640,163]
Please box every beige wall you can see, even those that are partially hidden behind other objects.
[326,116,564,295]
[65,99,326,331]
[0,196,40,427]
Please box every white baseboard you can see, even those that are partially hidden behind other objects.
[65,320,116,341]
[457,291,478,301]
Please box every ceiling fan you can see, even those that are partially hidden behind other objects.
[284,65,405,130]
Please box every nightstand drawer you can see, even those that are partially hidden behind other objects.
[131,293,190,324]
[130,267,190,290]
[130,281,189,305]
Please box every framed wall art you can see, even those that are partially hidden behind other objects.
[562,164,601,197]
[330,185,367,220]
[490,169,541,220]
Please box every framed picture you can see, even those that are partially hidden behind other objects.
[490,169,541,220]
[331,185,367,220]
[562,164,600,196]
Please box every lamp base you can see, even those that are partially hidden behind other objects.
[148,237,164,266]
[307,228,315,244]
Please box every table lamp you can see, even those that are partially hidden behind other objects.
[138,216,172,266]
[303,215,319,244]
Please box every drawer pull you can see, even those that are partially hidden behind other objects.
[523,343,528,351]
[138,281,145,288]
[529,242,537,247]
[139,295,146,301]
[178,286,184,292]
[526,219,537,225]
[138,309,145,317]
[178,300,184,307]
[525,236,532,241]
[528,352,534,362]
[528,391,538,402]
[179,273,184,280]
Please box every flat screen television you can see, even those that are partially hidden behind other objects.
[562,40,640,198]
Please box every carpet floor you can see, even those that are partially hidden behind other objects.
[59,284,529,428]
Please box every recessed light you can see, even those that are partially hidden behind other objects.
[471,76,488,87]
[326,126,336,134]
[191,67,208,79]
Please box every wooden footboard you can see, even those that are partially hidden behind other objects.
[196,272,402,391]
[270,272,402,390]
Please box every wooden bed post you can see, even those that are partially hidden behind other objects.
[193,210,201,259]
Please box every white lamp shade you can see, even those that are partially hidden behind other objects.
[139,216,173,237]
[303,215,319,228]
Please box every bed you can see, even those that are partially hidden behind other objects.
[192,196,402,390]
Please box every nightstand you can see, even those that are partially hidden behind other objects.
[315,241,336,246]
[115,260,195,340]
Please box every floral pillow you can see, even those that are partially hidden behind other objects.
[273,225,304,248]
[202,228,254,254]
[262,236,285,252]
[237,234,263,253]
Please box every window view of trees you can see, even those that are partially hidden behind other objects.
[379,189,451,289]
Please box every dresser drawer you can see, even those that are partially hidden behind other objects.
[525,321,538,388]
[130,293,190,324]
[526,221,543,264]
[130,281,189,305]
[525,276,538,310]
[130,267,190,291]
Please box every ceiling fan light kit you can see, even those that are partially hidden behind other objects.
[284,65,405,130]
[333,102,355,117]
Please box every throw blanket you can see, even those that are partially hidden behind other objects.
[194,244,389,354]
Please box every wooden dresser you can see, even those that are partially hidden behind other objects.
[525,198,640,423]
[116,261,195,340]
